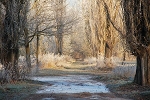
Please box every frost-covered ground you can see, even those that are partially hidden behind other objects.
[31,75,109,94]
[25,61,133,100]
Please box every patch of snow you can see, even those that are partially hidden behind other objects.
[31,75,109,94]
[42,98,55,100]
[89,95,100,100]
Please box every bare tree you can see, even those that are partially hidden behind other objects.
[51,0,78,55]
[21,0,32,73]
[81,0,124,66]
[25,0,78,72]
[122,0,150,85]
[0,0,26,82]
[98,0,150,85]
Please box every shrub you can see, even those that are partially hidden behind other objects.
[84,57,97,65]
[39,53,75,69]
[84,56,122,68]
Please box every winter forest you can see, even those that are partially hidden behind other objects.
[0,0,150,100]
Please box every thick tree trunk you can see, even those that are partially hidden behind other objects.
[55,34,63,55]
[134,51,150,85]
[134,55,143,85]
[1,40,19,82]
[24,28,31,73]
[1,0,21,82]
[122,0,150,86]
[10,48,19,81]
[148,49,150,84]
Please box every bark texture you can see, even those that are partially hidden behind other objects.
[122,0,150,85]
[1,0,23,82]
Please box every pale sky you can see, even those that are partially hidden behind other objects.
[67,0,76,7]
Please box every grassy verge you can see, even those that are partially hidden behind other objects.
[95,74,150,100]
[0,80,43,100]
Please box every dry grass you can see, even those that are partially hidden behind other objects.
[84,56,121,68]
[84,57,97,65]
[84,56,136,79]
[112,62,136,78]
[1,55,136,80]
[39,53,75,69]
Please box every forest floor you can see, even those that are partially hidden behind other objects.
[0,61,150,100]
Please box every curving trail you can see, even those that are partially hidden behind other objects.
[27,61,131,100]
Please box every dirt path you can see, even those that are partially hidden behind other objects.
[27,75,131,100]
[25,61,132,100]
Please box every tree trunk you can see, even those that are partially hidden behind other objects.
[122,51,126,65]
[1,0,21,82]
[104,43,112,67]
[24,28,31,73]
[25,43,31,73]
[55,36,59,55]
[134,55,143,85]
[36,34,39,73]
[148,49,150,84]
[122,0,150,86]
[55,34,63,55]
[58,34,63,55]
[134,50,150,85]
[10,48,19,81]
[1,39,19,82]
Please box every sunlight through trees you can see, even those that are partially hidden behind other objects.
[0,0,149,86]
